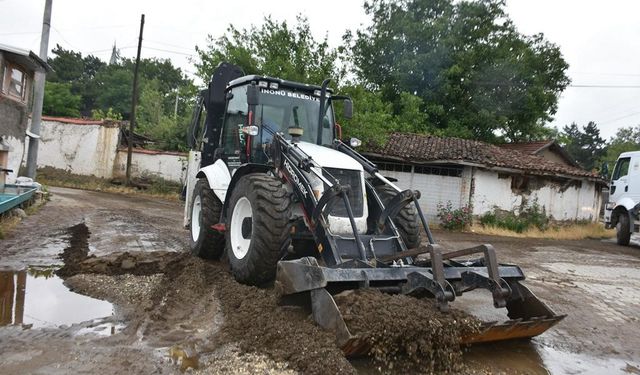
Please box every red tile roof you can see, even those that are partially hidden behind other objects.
[499,140,578,167]
[365,133,599,179]
[499,140,553,154]
[41,116,121,127]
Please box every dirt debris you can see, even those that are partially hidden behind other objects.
[56,222,91,276]
[336,289,480,374]
[56,235,486,375]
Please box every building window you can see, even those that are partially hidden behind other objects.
[3,64,27,101]
[375,160,463,177]
[377,161,412,173]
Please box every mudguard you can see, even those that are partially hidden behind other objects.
[196,159,232,204]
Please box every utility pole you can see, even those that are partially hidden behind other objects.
[126,14,145,185]
[174,90,179,119]
[25,0,52,179]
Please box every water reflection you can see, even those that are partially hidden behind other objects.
[0,267,114,328]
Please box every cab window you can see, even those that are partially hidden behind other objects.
[221,86,248,155]
[612,157,631,180]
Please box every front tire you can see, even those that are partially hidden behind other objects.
[189,179,225,259]
[225,174,292,285]
[375,184,421,249]
[616,213,631,246]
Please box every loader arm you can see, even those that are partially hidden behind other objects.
[270,132,565,355]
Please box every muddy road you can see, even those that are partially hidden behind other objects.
[1,187,639,374]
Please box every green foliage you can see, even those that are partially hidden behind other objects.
[91,108,123,121]
[336,86,432,144]
[136,80,189,151]
[436,201,472,230]
[43,82,81,117]
[45,45,195,151]
[560,121,606,171]
[194,15,343,85]
[599,125,640,177]
[480,201,549,233]
[346,0,570,143]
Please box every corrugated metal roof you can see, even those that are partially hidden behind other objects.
[0,43,51,72]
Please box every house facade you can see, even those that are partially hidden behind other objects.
[364,133,604,222]
[0,43,50,183]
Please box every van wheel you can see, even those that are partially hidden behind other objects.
[616,213,631,246]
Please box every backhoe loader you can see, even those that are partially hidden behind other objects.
[183,62,565,355]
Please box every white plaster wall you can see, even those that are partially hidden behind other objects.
[113,149,187,184]
[36,120,120,178]
[472,169,600,221]
[472,169,523,215]
[380,169,467,220]
[3,135,26,184]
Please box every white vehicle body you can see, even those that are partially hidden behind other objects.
[183,140,368,235]
[604,150,640,244]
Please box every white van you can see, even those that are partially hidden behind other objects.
[604,151,640,245]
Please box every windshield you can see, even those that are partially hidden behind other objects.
[256,88,334,145]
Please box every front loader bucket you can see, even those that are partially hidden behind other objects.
[275,254,565,357]
[460,281,566,344]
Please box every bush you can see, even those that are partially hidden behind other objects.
[480,201,549,233]
[436,201,472,230]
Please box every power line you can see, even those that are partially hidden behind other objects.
[0,30,40,36]
[52,26,79,51]
[600,111,640,125]
[145,39,194,51]
[573,71,640,77]
[568,84,640,88]
[144,46,193,56]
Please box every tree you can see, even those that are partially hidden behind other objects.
[136,80,190,151]
[46,45,107,115]
[347,0,570,142]
[560,121,606,171]
[43,82,81,117]
[600,125,640,175]
[194,15,343,85]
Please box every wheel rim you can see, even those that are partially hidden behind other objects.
[191,195,202,242]
[231,197,252,259]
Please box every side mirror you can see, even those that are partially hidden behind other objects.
[343,99,353,119]
[600,162,609,178]
[247,83,259,106]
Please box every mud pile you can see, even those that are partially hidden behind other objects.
[336,289,480,374]
[54,222,476,374]
[169,257,357,375]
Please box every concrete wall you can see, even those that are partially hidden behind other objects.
[472,169,601,221]
[113,148,187,184]
[379,165,601,222]
[376,163,469,221]
[33,118,187,183]
[37,118,120,178]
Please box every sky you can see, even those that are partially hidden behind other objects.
[1,0,639,140]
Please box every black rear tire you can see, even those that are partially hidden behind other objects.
[189,179,225,259]
[225,174,292,285]
[375,184,421,249]
[616,213,631,246]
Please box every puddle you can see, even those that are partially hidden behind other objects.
[0,267,114,329]
[464,340,640,375]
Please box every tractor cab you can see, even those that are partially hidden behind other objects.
[189,68,351,173]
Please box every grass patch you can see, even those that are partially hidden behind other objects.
[0,215,21,239]
[0,192,47,239]
[36,166,181,200]
[471,222,615,240]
